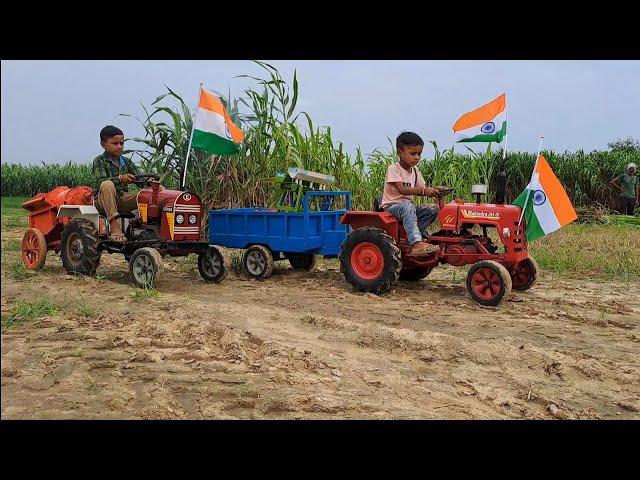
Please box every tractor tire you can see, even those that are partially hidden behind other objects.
[399,266,433,281]
[21,228,47,271]
[242,245,274,280]
[509,256,539,291]
[60,219,101,276]
[339,227,401,295]
[129,247,163,288]
[288,253,317,271]
[198,246,227,283]
[466,260,513,307]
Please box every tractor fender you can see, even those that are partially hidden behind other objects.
[57,205,100,230]
[340,211,398,238]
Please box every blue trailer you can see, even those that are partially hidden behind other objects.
[208,190,351,279]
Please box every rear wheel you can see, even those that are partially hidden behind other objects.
[60,219,101,276]
[339,227,401,295]
[198,246,227,283]
[129,247,163,288]
[509,256,539,291]
[288,253,317,271]
[466,260,512,306]
[242,245,274,280]
[21,228,47,270]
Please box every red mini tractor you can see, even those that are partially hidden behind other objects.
[338,184,538,306]
[21,174,226,288]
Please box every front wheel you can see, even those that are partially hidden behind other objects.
[129,247,163,288]
[198,246,227,283]
[509,256,539,291]
[466,260,512,306]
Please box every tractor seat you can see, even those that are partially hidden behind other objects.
[373,196,385,212]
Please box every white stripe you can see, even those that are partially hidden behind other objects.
[454,110,506,140]
[194,107,229,139]
[529,173,561,234]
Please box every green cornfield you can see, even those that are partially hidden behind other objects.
[2,62,639,212]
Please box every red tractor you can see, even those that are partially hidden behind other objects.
[21,174,226,288]
[338,183,538,306]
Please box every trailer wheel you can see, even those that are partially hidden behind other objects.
[21,228,47,270]
[509,256,539,291]
[339,227,401,295]
[198,246,227,283]
[466,260,512,306]
[60,219,101,276]
[242,245,274,279]
[288,253,317,271]
[129,247,163,288]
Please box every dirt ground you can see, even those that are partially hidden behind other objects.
[2,232,639,419]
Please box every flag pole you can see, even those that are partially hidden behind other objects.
[180,82,203,191]
[502,101,509,160]
[517,136,544,227]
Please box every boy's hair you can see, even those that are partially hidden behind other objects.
[396,131,424,150]
[100,125,124,142]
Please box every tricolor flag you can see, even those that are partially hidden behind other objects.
[453,94,507,143]
[513,155,578,242]
[192,86,244,155]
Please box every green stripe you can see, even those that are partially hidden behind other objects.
[192,129,239,155]
[513,188,545,242]
[457,121,507,143]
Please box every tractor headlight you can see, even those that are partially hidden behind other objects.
[176,214,185,224]
[503,227,510,237]
[188,214,197,224]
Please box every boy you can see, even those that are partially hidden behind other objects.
[610,162,639,215]
[380,132,446,256]
[92,125,140,241]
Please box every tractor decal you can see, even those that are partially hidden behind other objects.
[461,209,500,220]
[166,211,175,239]
[139,203,148,223]
[443,214,456,225]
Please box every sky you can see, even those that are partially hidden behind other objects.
[2,60,639,165]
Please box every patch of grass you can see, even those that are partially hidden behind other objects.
[230,250,244,275]
[3,259,34,281]
[75,293,97,318]
[530,223,640,280]
[2,239,21,252]
[176,253,197,274]
[1,196,28,211]
[1,216,27,229]
[2,299,58,328]
[129,285,159,301]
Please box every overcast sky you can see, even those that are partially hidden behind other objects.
[2,60,639,165]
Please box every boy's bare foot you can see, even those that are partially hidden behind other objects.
[108,220,126,242]
[411,241,440,256]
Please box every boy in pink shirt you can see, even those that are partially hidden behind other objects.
[381,132,445,256]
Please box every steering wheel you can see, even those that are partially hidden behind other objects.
[435,187,455,198]
[132,173,161,188]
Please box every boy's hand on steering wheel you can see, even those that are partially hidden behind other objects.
[423,187,438,197]
[119,173,136,185]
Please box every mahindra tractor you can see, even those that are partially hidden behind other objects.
[21,174,226,288]
[338,169,538,306]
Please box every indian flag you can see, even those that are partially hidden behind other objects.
[513,155,578,242]
[453,94,507,143]
[192,86,244,155]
